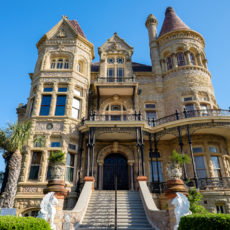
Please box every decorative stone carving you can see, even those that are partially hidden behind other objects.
[166,162,182,180]
[37,192,59,230]
[50,165,64,180]
[22,187,38,193]
[35,122,64,132]
[171,192,191,230]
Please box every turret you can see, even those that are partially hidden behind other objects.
[145,14,161,75]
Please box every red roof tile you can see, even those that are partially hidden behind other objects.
[68,20,86,38]
[159,7,190,37]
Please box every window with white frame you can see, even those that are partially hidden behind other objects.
[194,156,207,178]
[50,58,69,69]
[104,103,127,121]
[66,153,75,182]
[211,156,222,178]
[72,97,80,119]
[149,161,163,182]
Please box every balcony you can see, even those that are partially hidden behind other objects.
[93,76,138,96]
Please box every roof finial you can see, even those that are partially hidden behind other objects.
[62,15,68,20]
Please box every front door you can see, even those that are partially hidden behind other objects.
[103,154,128,190]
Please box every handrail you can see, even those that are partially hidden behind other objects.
[81,109,230,127]
[114,174,117,230]
[97,76,135,83]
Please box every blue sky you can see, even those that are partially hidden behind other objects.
[0,0,230,170]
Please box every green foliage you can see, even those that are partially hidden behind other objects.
[0,216,51,230]
[188,188,208,214]
[33,135,46,147]
[171,150,191,166]
[0,122,31,152]
[178,214,230,230]
[48,151,65,164]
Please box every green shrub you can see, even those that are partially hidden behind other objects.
[188,188,208,214]
[178,213,230,230]
[48,150,65,164]
[171,150,191,166]
[0,216,51,229]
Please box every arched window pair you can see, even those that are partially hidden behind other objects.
[50,58,69,69]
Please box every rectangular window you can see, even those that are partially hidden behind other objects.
[193,147,203,153]
[55,95,66,116]
[209,146,218,153]
[146,111,157,120]
[69,144,77,150]
[40,95,52,116]
[51,142,61,147]
[200,104,208,116]
[66,153,75,182]
[117,68,124,82]
[29,152,42,180]
[184,97,193,102]
[46,166,52,180]
[43,87,53,92]
[74,89,81,96]
[195,156,207,178]
[72,98,80,119]
[107,68,115,82]
[211,156,221,178]
[111,115,121,121]
[58,87,68,92]
[149,161,163,182]
[145,104,156,109]
[185,104,194,111]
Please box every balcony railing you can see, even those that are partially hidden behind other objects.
[82,109,230,126]
[97,76,135,83]
[148,177,230,194]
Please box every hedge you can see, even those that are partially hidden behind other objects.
[0,216,51,230]
[178,213,230,230]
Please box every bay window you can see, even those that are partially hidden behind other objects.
[194,156,207,178]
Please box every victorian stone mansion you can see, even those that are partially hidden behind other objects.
[14,7,230,229]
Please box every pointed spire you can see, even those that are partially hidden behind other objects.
[159,7,190,37]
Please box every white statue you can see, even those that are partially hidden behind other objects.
[171,192,191,230]
[37,192,59,230]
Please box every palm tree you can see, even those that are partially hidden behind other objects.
[0,121,31,208]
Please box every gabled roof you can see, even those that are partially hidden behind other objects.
[159,7,190,37]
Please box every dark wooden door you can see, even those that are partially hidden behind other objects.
[103,154,128,190]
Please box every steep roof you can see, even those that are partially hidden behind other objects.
[159,7,190,37]
[90,62,151,72]
[68,19,86,38]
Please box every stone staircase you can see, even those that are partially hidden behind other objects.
[78,190,154,229]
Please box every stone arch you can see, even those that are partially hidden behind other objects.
[97,144,135,164]
[77,55,89,76]
[100,96,133,113]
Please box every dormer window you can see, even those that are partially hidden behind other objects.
[50,58,69,69]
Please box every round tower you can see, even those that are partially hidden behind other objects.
[158,7,217,115]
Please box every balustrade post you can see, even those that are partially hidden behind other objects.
[134,111,137,121]
[136,128,140,176]
[139,128,145,176]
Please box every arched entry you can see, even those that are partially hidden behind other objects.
[103,154,128,190]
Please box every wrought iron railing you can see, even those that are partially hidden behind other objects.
[81,109,230,126]
[97,76,135,83]
[147,109,230,127]
[186,177,230,190]
[148,177,230,194]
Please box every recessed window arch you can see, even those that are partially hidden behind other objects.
[166,55,173,70]
[103,102,128,121]
[177,52,185,66]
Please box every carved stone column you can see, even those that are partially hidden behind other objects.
[50,83,58,116]
[65,82,74,117]
[32,82,43,116]
[196,53,203,67]
[40,150,48,182]
[185,51,191,65]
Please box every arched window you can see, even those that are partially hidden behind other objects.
[104,103,127,121]
[167,56,173,70]
[77,60,84,74]
[190,53,196,65]
[64,59,69,69]
[177,52,185,66]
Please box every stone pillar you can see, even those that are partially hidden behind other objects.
[65,83,74,117]
[32,82,43,116]
[204,141,214,177]
[50,83,58,116]
[185,51,191,65]
[196,53,203,67]
[40,150,48,182]
[172,53,178,68]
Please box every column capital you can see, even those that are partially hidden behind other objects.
[128,160,135,165]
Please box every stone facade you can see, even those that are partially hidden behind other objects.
[14,7,230,222]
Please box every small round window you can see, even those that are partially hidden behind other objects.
[117,57,124,64]
[107,58,115,64]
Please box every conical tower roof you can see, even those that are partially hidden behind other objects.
[159,7,190,37]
